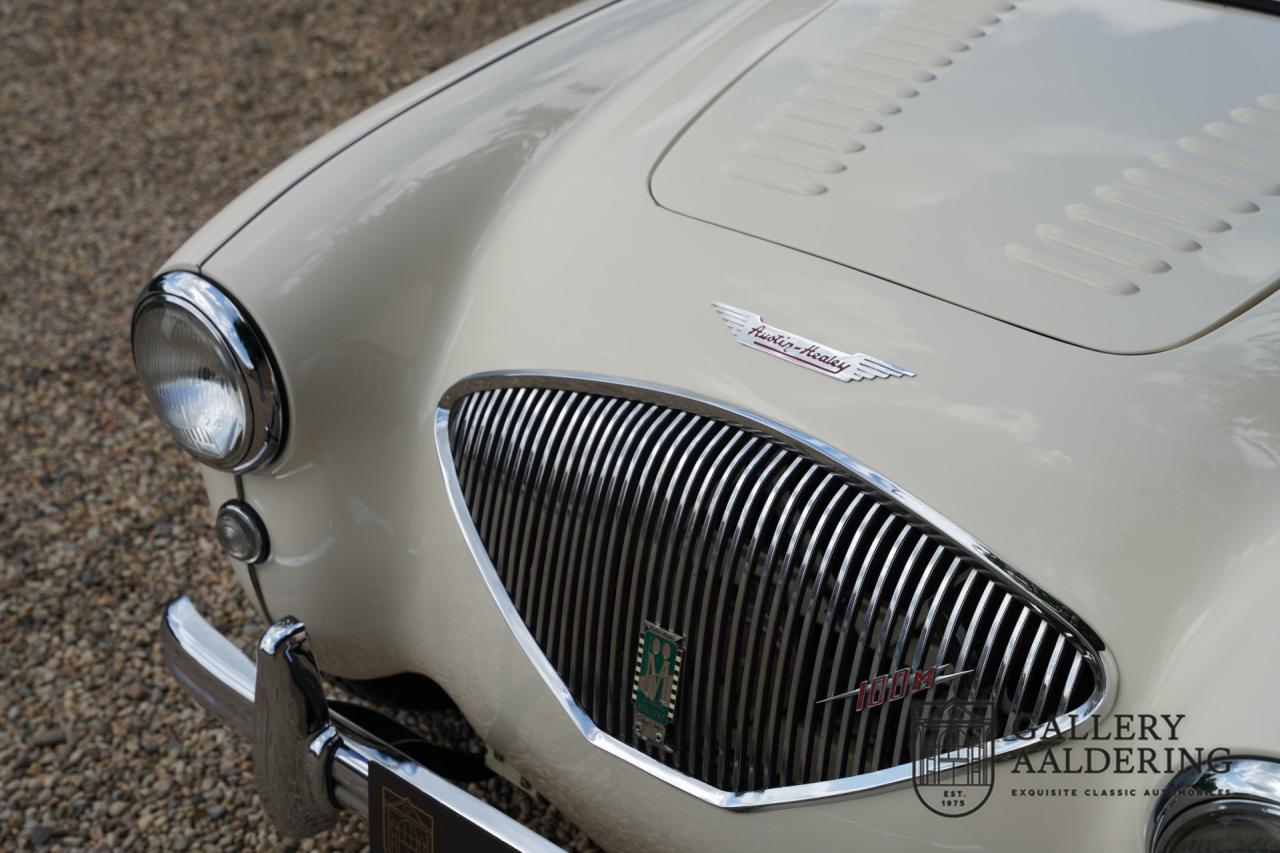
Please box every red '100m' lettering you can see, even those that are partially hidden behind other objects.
[853,665,938,711]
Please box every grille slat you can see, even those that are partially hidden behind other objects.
[559,397,624,686]
[618,411,692,736]
[852,531,927,777]
[662,426,746,772]
[689,439,775,782]
[589,403,662,725]
[931,569,980,703]
[642,417,711,660]
[811,502,884,781]
[1058,653,1085,717]
[545,395,609,664]
[870,543,944,775]
[952,580,998,700]
[991,604,1032,715]
[576,400,646,704]
[458,391,495,496]
[736,462,823,791]
[773,483,855,786]
[468,388,516,534]
[890,556,963,767]
[1007,619,1050,736]
[536,395,588,654]
[669,426,742,665]
[487,388,540,570]
[441,380,1107,798]
[608,408,680,734]
[523,392,578,638]
[844,522,912,777]
[760,473,841,789]
[831,513,900,778]
[711,448,788,788]
[970,593,1014,702]
[510,390,571,616]
[1032,634,1068,724]
[791,491,866,783]
[654,421,723,627]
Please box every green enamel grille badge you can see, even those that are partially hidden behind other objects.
[631,622,683,745]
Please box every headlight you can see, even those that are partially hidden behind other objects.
[1152,757,1280,853]
[131,271,284,472]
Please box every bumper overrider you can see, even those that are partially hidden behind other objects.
[160,595,559,851]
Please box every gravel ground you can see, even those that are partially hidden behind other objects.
[0,2,601,850]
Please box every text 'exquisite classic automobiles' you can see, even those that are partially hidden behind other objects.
[131,0,1280,850]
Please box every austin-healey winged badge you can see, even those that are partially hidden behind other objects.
[712,302,914,382]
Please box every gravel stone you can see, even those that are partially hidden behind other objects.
[29,825,68,845]
[30,729,67,748]
[1,1,603,850]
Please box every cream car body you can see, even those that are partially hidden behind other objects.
[148,0,1280,850]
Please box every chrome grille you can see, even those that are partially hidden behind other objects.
[440,375,1108,798]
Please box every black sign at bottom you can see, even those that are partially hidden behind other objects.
[368,762,521,853]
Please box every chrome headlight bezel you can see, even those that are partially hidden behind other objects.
[131,271,285,473]
[1151,756,1280,853]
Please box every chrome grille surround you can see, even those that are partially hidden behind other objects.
[435,371,1115,809]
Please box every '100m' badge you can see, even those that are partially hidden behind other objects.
[631,622,683,745]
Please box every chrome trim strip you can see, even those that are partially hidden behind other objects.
[434,370,1117,810]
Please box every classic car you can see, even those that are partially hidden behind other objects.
[132,0,1280,850]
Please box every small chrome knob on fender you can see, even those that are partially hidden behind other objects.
[215,499,270,565]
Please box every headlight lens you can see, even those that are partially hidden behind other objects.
[131,272,284,472]
[1153,758,1280,853]
[133,302,248,463]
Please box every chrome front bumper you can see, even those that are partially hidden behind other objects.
[161,596,560,850]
